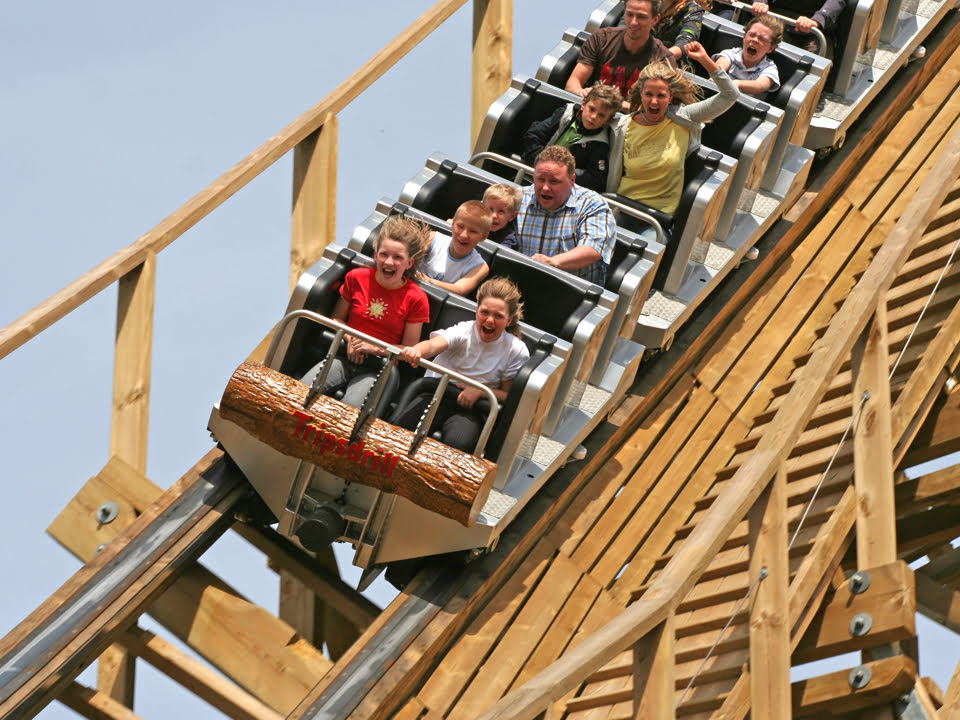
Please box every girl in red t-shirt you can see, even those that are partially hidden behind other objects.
[303,216,431,408]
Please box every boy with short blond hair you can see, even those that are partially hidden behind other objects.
[522,84,623,192]
[483,184,523,251]
[418,200,491,296]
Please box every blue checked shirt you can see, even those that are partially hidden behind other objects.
[516,184,616,287]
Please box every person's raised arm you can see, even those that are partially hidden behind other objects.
[684,40,720,75]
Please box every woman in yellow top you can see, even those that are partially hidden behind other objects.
[606,41,739,218]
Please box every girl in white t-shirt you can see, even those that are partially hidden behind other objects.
[393,277,530,452]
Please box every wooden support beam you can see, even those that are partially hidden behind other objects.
[793,561,916,664]
[0,0,470,361]
[632,614,675,719]
[748,465,790,720]
[58,682,146,720]
[942,658,960,720]
[471,0,512,146]
[111,254,155,472]
[117,626,282,720]
[470,85,960,720]
[914,678,942,718]
[895,463,960,518]
[102,253,157,707]
[46,456,332,715]
[851,304,898,569]
[0,452,246,719]
[791,655,917,717]
[291,116,337,292]
[236,522,380,629]
[918,543,960,586]
[902,389,960,467]
[915,572,960,634]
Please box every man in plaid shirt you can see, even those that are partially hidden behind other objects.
[516,146,617,287]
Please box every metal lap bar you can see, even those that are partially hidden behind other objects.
[601,194,666,246]
[278,460,316,537]
[265,310,500,458]
[411,358,501,458]
[304,327,345,408]
[713,0,828,56]
[468,151,534,184]
[408,375,450,457]
[350,356,397,443]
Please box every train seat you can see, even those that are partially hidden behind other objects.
[271,246,568,491]
[396,157,655,381]
[348,200,628,436]
[699,15,829,194]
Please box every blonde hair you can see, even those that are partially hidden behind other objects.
[627,60,702,112]
[476,277,524,338]
[377,215,431,278]
[483,183,523,213]
[455,200,493,235]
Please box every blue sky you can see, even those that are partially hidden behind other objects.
[1,2,956,718]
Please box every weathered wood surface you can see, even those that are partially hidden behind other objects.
[45,455,332,715]
[0,0,470,360]
[281,27,960,720]
[219,362,496,527]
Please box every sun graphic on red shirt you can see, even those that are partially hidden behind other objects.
[366,298,388,319]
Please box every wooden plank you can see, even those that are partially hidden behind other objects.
[632,614,675,719]
[915,678,942,718]
[471,0,512,146]
[915,572,960,635]
[851,304,898,568]
[895,463,960,517]
[793,561,916,664]
[57,682,145,720]
[412,533,560,717]
[0,0,470,360]
[508,573,604,691]
[291,116,338,292]
[110,254,155,474]
[237,523,380,629]
[902,390,960,467]
[0,454,247,718]
[749,465,790,720]
[570,383,716,579]
[791,656,918,717]
[447,552,584,720]
[102,253,157,706]
[117,626,283,720]
[44,457,333,715]
[942,658,960,720]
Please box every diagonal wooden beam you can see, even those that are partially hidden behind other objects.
[915,572,960,635]
[943,658,960,720]
[57,681,146,720]
[45,456,332,714]
[116,626,282,720]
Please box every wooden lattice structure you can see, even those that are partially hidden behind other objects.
[2,2,960,719]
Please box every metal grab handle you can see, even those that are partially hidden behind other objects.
[469,150,666,246]
[712,0,829,56]
[469,150,535,185]
[266,309,500,458]
[600,194,666,246]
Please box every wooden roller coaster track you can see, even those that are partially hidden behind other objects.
[2,2,960,719]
